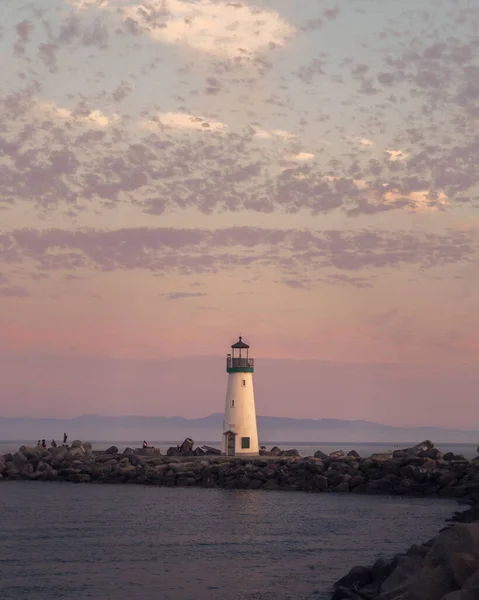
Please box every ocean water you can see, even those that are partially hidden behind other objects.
[0,482,456,600]
[1,440,478,458]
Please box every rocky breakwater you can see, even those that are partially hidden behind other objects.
[1,440,479,501]
[332,521,479,600]
[331,443,479,600]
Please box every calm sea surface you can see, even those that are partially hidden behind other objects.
[0,482,456,600]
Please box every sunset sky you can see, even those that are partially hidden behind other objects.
[2,0,479,428]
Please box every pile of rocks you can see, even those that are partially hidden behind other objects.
[332,522,479,600]
[1,440,479,500]
[165,438,221,457]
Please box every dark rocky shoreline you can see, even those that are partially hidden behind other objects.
[2,439,479,599]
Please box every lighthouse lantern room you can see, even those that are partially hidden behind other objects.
[223,336,259,456]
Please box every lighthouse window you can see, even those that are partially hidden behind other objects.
[231,399,235,407]
[242,379,246,387]
[241,437,250,449]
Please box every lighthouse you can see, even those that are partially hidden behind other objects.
[222,336,259,456]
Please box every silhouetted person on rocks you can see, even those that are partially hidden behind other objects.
[63,432,67,445]
[41,439,46,448]
[51,439,57,448]
[37,440,41,446]
[142,440,148,449]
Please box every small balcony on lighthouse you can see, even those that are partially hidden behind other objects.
[226,336,254,373]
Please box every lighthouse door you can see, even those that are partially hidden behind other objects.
[226,432,235,457]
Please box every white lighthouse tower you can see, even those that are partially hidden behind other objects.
[222,336,259,456]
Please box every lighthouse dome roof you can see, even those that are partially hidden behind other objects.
[231,336,249,349]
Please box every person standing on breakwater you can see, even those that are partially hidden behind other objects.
[41,439,46,448]
[51,439,57,448]
[63,432,68,445]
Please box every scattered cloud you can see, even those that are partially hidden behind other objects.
[37,101,118,128]
[383,190,449,213]
[162,292,208,300]
[385,149,408,162]
[357,137,374,147]
[0,227,474,281]
[69,0,296,58]
[0,285,31,298]
[284,152,315,162]
[254,129,297,141]
[142,112,227,133]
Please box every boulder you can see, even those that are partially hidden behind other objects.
[69,447,85,458]
[70,440,84,449]
[330,450,345,458]
[441,590,479,600]
[406,564,456,600]
[417,448,442,459]
[82,442,93,455]
[18,446,42,460]
[12,452,28,467]
[166,447,181,456]
[179,438,194,456]
[314,450,329,460]
[334,565,373,591]
[395,440,434,458]
[270,446,282,456]
[105,446,119,455]
[347,450,360,458]
[201,445,221,455]
[280,449,300,457]
[425,523,479,569]
[449,552,479,587]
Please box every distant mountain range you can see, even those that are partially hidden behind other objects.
[1,414,478,444]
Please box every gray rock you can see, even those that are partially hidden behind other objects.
[105,446,119,455]
[18,446,42,460]
[166,447,181,456]
[334,565,373,590]
[347,450,360,458]
[82,442,93,455]
[440,589,479,600]
[179,438,194,456]
[69,447,85,458]
[330,450,345,458]
[201,445,221,455]
[425,523,479,569]
[406,564,456,600]
[463,567,479,589]
[380,555,424,595]
[314,450,329,459]
[449,552,479,587]
[13,452,28,467]
[280,449,300,457]
[70,440,83,449]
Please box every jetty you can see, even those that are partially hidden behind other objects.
[2,439,479,599]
